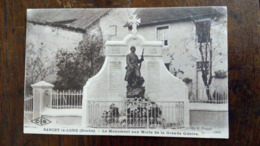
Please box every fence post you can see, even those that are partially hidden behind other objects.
[146,101,149,129]
[31,81,54,119]
[50,89,53,108]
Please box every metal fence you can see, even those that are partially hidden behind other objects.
[25,88,227,118]
[190,88,228,104]
[87,99,184,129]
[24,96,33,113]
[50,90,83,109]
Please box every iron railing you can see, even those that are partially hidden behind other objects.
[87,99,184,129]
[190,88,228,104]
[50,90,83,109]
[24,96,33,113]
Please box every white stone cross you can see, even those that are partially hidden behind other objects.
[128,14,141,34]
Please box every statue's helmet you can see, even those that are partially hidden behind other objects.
[130,46,136,52]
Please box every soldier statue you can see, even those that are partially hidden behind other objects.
[125,46,145,98]
[125,46,144,81]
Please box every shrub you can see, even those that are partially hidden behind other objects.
[214,70,227,79]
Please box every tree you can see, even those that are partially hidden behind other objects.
[192,19,214,100]
[25,43,55,95]
[54,27,105,90]
[76,27,105,78]
[167,8,227,100]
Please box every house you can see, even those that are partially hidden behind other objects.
[127,7,228,99]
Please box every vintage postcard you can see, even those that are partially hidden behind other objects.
[24,7,228,138]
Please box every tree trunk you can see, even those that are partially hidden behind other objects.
[206,86,211,100]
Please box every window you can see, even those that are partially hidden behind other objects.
[195,20,211,43]
[156,26,169,46]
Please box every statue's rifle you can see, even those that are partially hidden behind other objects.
[139,49,144,70]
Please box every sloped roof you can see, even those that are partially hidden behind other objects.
[126,7,226,27]
[27,9,111,33]
[31,81,54,88]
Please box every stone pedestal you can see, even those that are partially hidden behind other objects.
[31,81,54,119]
[82,33,189,127]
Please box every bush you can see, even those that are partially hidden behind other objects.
[183,78,192,84]
[54,27,105,90]
[214,70,227,79]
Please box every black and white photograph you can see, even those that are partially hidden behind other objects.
[24,7,228,138]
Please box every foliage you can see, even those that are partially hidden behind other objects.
[183,78,192,84]
[54,27,105,90]
[214,70,227,79]
[25,43,55,95]
[102,104,120,124]
[171,67,184,77]
[102,98,164,127]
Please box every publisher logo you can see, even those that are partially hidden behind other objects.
[31,116,51,126]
